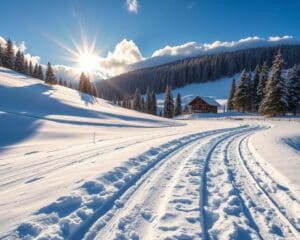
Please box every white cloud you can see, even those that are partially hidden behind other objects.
[126,0,138,13]
[98,39,144,76]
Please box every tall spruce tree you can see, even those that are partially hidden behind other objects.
[14,50,23,72]
[133,88,142,111]
[28,61,33,76]
[45,62,57,85]
[286,65,300,115]
[151,90,157,115]
[252,65,260,111]
[0,44,3,66]
[2,39,14,69]
[227,78,236,111]
[257,62,269,108]
[163,85,174,118]
[174,93,182,116]
[23,59,28,74]
[33,63,39,78]
[234,69,250,112]
[259,50,288,116]
[38,65,44,80]
[146,87,152,114]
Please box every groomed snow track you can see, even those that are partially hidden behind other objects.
[7,124,300,240]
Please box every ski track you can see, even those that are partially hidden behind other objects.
[5,124,300,240]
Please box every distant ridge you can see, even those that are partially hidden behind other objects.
[98,44,300,100]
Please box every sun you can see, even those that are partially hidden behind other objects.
[77,52,99,72]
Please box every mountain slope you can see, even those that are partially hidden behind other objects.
[98,44,300,100]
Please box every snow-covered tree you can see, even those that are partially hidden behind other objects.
[133,88,142,111]
[286,65,300,115]
[2,39,14,69]
[0,44,3,66]
[146,87,152,114]
[45,62,57,85]
[163,85,174,118]
[234,69,250,112]
[151,90,157,115]
[174,93,182,116]
[257,62,269,108]
[227,78,236,111]
[259,50,288,116]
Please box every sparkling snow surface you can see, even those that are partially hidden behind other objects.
[0,67,299,239]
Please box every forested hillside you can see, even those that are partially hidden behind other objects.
[97,45,300,100]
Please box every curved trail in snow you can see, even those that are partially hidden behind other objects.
[8,124,300,240]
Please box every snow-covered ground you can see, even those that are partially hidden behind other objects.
[1,68,299,239]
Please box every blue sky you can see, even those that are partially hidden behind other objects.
[0,0,299,78]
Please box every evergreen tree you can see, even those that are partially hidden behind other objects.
[163,85,174,118]
[247,72,254,112]
[174,93,182,116]
[151,90,157,115]
[252,65,260,111]
[45,62,57,85]
[146,87,152,114]
[14,50,23,72]
[91,84,98,97]
[257,62,269,107]
[38,65,44,80]
[227,78,236,111]
[0,44,3,66]
[2,39,14,69]
[259,50,288,116]
[286,65,300,115]
[234,69,250,112]
[79,72,92,94]
[33,63,39,78]
[58,78,63,85]
[28,61,33,76]
[23,58,28,74]
[141,97,145,112]
[133,88,142,111]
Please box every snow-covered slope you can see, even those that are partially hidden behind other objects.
[1,67,299,240]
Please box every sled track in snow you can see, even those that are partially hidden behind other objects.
[8,124,300,240]
[202,125,300,240]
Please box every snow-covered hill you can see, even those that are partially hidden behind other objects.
[1,67,299,240]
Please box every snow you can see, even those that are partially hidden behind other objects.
[0,67,299,239]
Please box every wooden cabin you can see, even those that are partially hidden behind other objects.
[187,96,220,113]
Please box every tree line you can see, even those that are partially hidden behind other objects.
[0,38,98,97]
[98,45,300,100]
[116,85,182,118]
[227,50,300,116]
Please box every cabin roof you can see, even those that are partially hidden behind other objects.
[187,96,220,107]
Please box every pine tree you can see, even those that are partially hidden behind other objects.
[234,69,250,112]
[151,90,157,115]
[33,63,39,78]
[58,78,63,85]
[252,65,260,111]
[45,62,57,85]
[146,87,152,114]
[259,50,288,116]
[14,50,23,72]
[141,97,145,112]
[0,44,3,66]
[286,64,300,115]
[163,85,174,118]
[28,61,33,76]
[2,39,14,69]
[38,65,44,80]
[227,78,236,111]
[174,93,182,116]
[257,62,269,108]
[247,72,254,112]
[79,72,92,94]
[23,59,28,74]
[133,88,142,111]
[91,84,98,97]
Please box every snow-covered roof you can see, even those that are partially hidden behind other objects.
[188,96,221,107]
